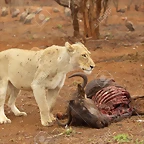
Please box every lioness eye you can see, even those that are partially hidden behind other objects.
[82,54,86,57]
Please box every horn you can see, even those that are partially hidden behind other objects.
[68,72,88,88]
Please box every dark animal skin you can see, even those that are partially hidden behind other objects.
[85,78,119,99]
[56,73,110,128]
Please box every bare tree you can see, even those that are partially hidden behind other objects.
[55,0,104,40]
[82,0,103,39]
[102,0,109,15]
[82,0,91,37]
[101,0,110,25]
[127,0,133,11]
[55,0,81,37]
[113,0,119,11]
[94,0,102,39]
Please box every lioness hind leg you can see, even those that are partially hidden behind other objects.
[7,83,27,116]
[0,80,11,124]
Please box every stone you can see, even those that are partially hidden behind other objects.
[64,8,71,17]
[53,7,59,13]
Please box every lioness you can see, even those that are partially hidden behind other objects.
[0,42,95,126]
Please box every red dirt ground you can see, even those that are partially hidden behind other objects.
[0,0,144,144]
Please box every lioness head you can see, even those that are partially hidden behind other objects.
[65,42,95,74]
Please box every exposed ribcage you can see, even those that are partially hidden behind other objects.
[91,86,133,121]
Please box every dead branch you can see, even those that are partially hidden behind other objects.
[113,0,119,11]
[127,0,133,11]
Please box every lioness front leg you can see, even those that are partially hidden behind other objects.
[32,84,52,126]
[46,87,60,121]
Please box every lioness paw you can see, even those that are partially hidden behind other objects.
[15,112,27,117]
[41,119,54,127]
[42,121,54,127]
[0,116,11,124]
[50,113,56,121]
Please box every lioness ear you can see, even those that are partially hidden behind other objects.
[65,42,75,53]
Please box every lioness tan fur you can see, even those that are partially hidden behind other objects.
[31,47,41,51]
[0,42,95,126]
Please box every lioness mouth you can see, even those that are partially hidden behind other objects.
[82,68,92,71]
[82,65,94,71]
[82,68,93,75]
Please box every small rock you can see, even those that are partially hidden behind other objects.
[33,34,39,39]
[24,13,35,24]
[64,8,71,17]
[123,43,132,47]
[105,37,108,40]
[34,7,42,14]
[11,8,20,18]
[42,17,50,25]
[19,11,29,22]
[20,120,23,123]
[18,137,22,141]
[136,119,144,122]
[1,7,8,17]
[53,7,59,13]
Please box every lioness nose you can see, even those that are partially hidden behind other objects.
[90,65,94,69]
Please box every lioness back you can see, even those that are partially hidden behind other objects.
[0,46,70,90]
[0,42,95,91]
[0,49,43,90]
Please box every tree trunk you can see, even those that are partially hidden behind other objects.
[71,4,80,37]
[127,0,133,11]
[88,0,94,37]
[102,0,109,25]
[54,0,102,39]
[54,0,80,37]
[113,0,119,11]
[82,0,91,37]
[102,0,109,15]
[94,0,102,39]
